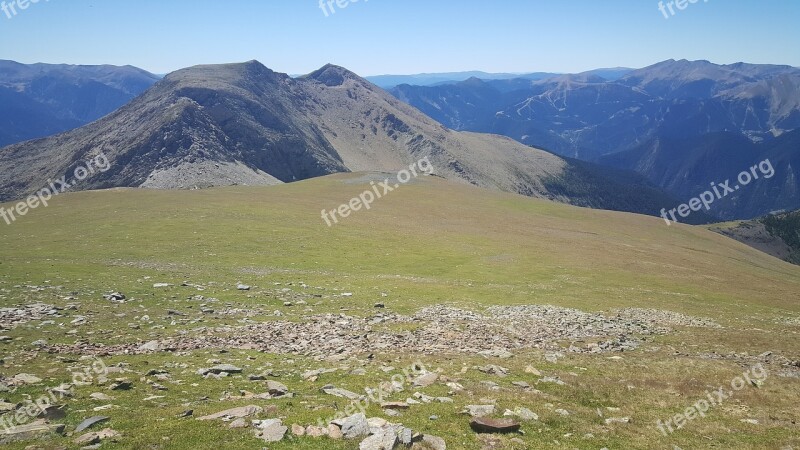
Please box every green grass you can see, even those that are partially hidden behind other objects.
[1,173,799,449]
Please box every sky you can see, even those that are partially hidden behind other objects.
[0,0,798,76]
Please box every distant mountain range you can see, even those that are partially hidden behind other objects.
[390,59,800,219]
[0,60,160,147]
[366,68,633,89]
[0,60,695,221]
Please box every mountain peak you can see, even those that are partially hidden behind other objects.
[161,60,285,90]
[459,76,486,87]
[302,64,365,87]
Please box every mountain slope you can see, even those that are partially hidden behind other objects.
[601,130,800,219]
[0,60,160,147]
[711,209,800,265]
[0,61,686,220]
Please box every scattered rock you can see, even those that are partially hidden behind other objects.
[196,405,263,421]
[37,404,67,420]
[12,373,42,385]
[75,416,110,433]
[322,386,361,400]
[463,405,496,417]
[538,376,566,386]
[0,401,17,412]
[0,420,65,444]
[470,417,521,434]
[138,341,160,352]
[103,293,126,302]
[605,417,631,425]
[478,365,509,376]
[73,428,120,446]
[256,419,288,443]
[305,425,328,437]
[266,380,290,397]
[229,418,248,429]
[412,372,438,387]
[412,434,446,450]
[198,364,243,376]
[505,407,538,421]
[109,380,132,391]
[340,413,370,439]
[328,423,343,439]
[478,349,514,359]
[381,402,410,410]
[359,425,397,449]
[303,368,337,379]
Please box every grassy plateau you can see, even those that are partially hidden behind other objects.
[0,173,798,449]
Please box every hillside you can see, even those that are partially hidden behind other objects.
[0,61,686,220]
[0,60,160,147]
[711,210,800,264]
[0,175,798,449]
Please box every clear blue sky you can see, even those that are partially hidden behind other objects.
[1,0,797,76]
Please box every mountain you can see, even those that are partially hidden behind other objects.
[392,60,800,159]
[601,129,800,220]
[366,71,561,89]
[0,60,160,147]
[711,209,800,265]
[0,60,694,221]
[390,59,800,219]
[366,68,633,89]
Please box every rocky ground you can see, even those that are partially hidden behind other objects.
[2,282,798,449]
[17,302,720,358]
